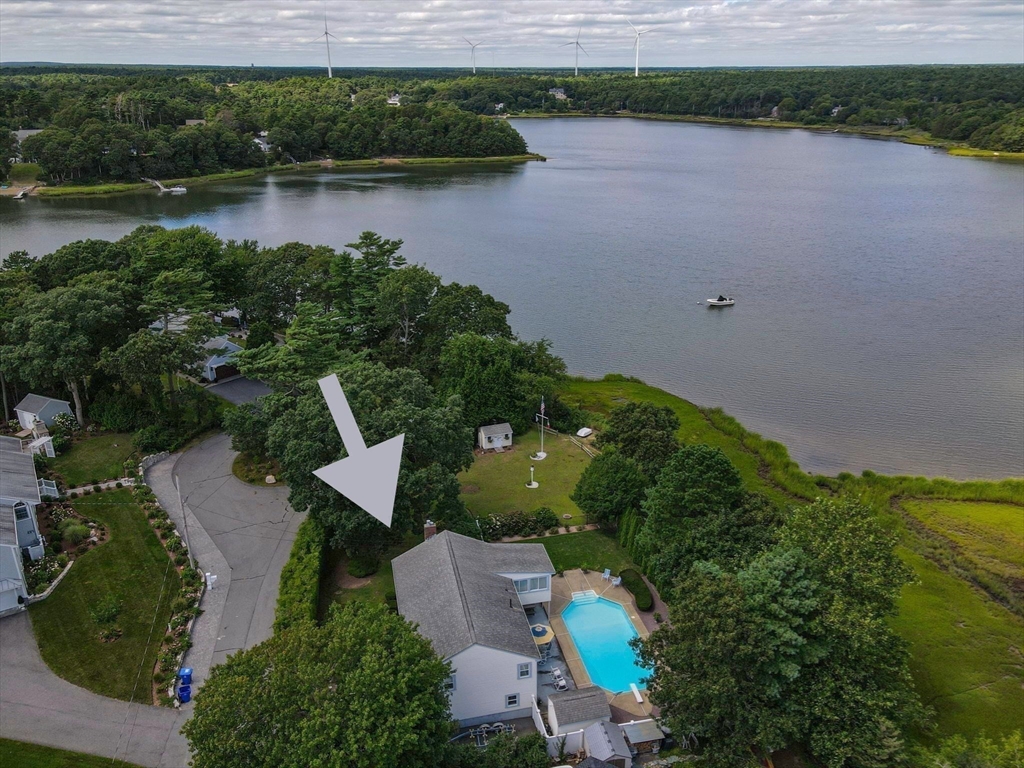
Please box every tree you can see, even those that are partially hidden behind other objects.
[571,451,648,525]
[240,361,474,556]
[637,549,824,768]
[1,275,131,425]
[595,401,680,479]
[245,319,276,349]
[374,264,440,365]
[182,602,453,768]
[416,282,511,376]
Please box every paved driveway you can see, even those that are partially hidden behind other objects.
[168,432,300,666]
[206,376,272,405]
[0,612,190,767]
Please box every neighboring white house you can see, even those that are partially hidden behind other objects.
[201,336,243,382]
[253,132,273,153]
[547,687,612,736]
[14,393,72,431]
[393,529,555,726]
[478,422,513,451]
[583,721,632,768]
[0,437,50,613]
[387,93,402,106]
[548,87,568,100]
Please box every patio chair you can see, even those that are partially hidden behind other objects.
[611,576,622,587]
[553,676,568,691]
[601,568,612,580]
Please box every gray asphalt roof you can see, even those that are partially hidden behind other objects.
[14,393,68,415]
[584,722,631,763]
[0,436,23,453]
[549,687,611,726]
[0,504,18,546]
[478,422,513,437]
[392,531,554,660]
[576,758,617,768]
[621,719,665,744]
[0,450,39,503]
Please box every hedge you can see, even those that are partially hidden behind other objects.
[620,568,653,611]
[273,516,326,632]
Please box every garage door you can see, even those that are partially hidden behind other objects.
[214,364,240,381]
[0,588,21,613]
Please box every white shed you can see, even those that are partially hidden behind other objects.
[547,687,611,735]
[14,394,72,430]
[478,422,513,450]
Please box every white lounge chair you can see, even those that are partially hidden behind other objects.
[611,576,622,587]
[601,568,611,580]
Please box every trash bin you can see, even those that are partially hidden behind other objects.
[178,667,193,686]
[178,684,192,704]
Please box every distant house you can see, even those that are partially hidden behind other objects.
[392,529,555,726]
[387,94,402,106]
[478,422,513,450]
[14,394,72,431]
[770,105,780,118]
[494,102,505,112]
[547,687,611,735]
[11,129,44,162]
[253,137,273,153]
[548,87,568,100]
[184,119,207,126]
[583,721,632,768]
[831,105,843,117]
[0,437,52,613]
[201,336,243,382]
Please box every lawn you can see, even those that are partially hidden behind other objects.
[892,548,1024,741]
[459,429,593,525]
[0,739,141,768]
[29,489,180,702]
[319,534,421,617]
[513,529,636,574]
[48,433,135,487]
[560,376,813,507]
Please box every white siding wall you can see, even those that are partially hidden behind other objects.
[498,572,553,606]
[448,645,537,724]
[15,410,34,430]
[0,545,28,605]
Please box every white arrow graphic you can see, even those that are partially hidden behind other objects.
[313,374,405,527]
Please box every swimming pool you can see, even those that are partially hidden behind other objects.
[560,596,648,694]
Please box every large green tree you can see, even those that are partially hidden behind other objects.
[182,602,453,768]
[595,401,681,479]
[230,360,474,556]
[570,451,648,525]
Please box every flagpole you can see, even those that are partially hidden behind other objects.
[532,397,548,461]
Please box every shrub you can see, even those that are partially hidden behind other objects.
[50,434,71,454]
[63,523,91,545]
[620,568,653,611]
[134,424,175,454]
[88,390,151,432]
[347,555,379,578]
[274,516,326,631]
[89,595,123,625]
[531,506,559,532]
[92,485,102,493]
[52,411,79,435]
[115,481,123,489]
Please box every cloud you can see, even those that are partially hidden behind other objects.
[0,0,1021,67]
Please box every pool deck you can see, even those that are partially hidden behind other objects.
[549,569,655,720]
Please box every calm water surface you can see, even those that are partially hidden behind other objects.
[2,118,1022,479]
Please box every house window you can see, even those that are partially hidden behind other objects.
[505,693,520,708]
[14,503,29,521]
[443,675,456,692]
[517,663,531,679]
[513,576,549,593]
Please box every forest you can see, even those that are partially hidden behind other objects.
[1,63,1022,184]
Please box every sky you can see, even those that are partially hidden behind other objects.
[1,0,1022,69]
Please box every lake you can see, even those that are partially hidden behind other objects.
[2,118,1022,479]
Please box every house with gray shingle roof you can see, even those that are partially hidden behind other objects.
[583,721,632,768]
[547,686,611,735]
[14,393,72,431]
[392,529,555,726]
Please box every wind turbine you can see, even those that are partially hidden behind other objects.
[560,27,588,77]
[316,5,339,78]
[463,38,482,74]
[628,20,652,77]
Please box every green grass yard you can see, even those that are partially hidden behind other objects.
[48,433,136,487]
[892,548,1024,740]
[513,529,636,574]
[29,490,180,701]
[0,739,141,768]
[459,429,592,525]
[319,534,420,617]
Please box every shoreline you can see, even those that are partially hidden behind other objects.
[23,154,546,198]
[507,112,1024,161]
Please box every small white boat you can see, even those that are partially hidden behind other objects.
[706,295,735,307]
[168,185,187,194]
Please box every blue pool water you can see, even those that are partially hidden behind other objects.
[561,597,648,694]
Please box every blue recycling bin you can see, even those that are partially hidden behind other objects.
[178,684,192,704]
[178,667,193,686]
